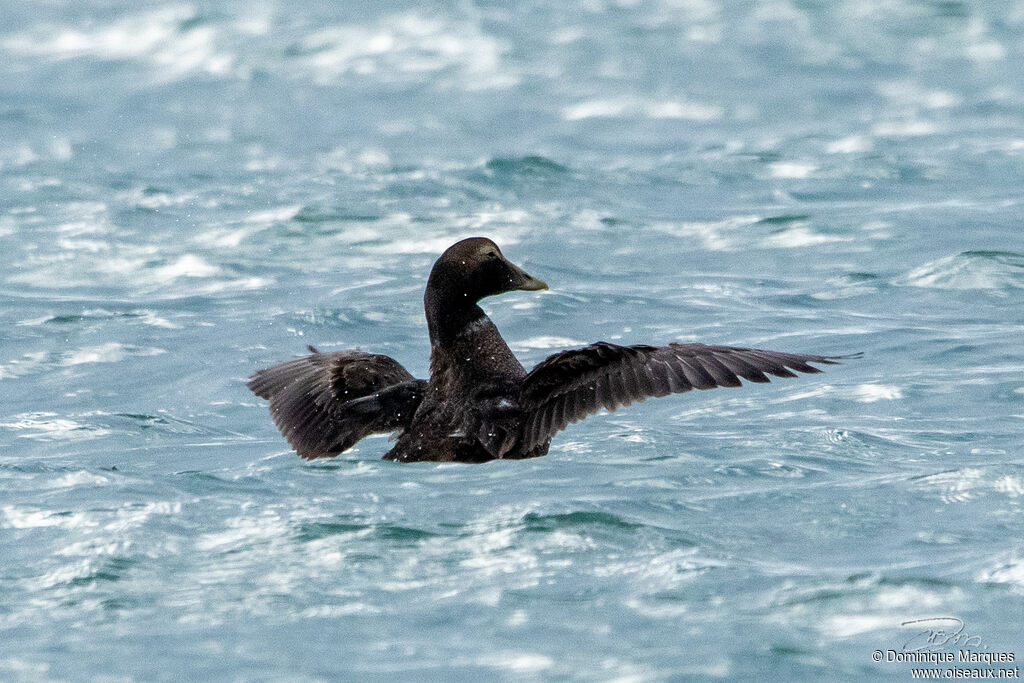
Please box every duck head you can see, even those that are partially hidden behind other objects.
[427,237,547,302]
[424,237,547,340]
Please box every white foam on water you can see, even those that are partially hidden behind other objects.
[877,81,962,110]
[299,13,516,90]
[964,17,1006,63]
[0,412,112,441]
[977,555,1024,589]
[43,471,111,489]
[992,476,1024,497]
[913,468,985,504]
[872,120,938,137]
[894,252,1024,291]
[154,254,221,282]
[2,505,99,530]
[246,206,302,225]
[63,342,165,365]
[563,95,722,121]
[819,614,893,638]
[769,161,817,179]
[509,336,585,352]
[826,135,873,154]
[3,5,237,80]
[56,539,132,558]
[195,512,292,553]
[106,501,183,533]
[848,383,903,402]
[121,186,195,210]
[25,558,102,590]
[0,659,50,676]
[816,585,947,638]
[137,310,180,329]
[650,215,761,251]
[462,652,555,673]
[296,603,383,618]
[595,547,723,588]
[761,224,852,248]
[318,146,392,174]
[0,351,49,380]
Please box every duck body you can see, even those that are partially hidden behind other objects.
[387,307,548,462]
[248,237,855,463]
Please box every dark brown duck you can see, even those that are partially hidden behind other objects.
[248,237,855,462]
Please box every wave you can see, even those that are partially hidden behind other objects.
[894,251,1024,291]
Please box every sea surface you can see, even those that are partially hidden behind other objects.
[2,1,1023,680]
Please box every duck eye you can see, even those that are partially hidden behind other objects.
[486,251,498,259]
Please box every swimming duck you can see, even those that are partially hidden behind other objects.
[248,237,854,462]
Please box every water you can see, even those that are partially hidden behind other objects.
[2,1,1023,680]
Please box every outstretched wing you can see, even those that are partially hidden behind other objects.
[248,346,426,459]
[518,342,855,450]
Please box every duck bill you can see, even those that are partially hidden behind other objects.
[507,261,548,291]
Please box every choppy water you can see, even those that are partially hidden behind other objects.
[2,1,1023,680]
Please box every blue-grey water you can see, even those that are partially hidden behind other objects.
[2,1,1023,680]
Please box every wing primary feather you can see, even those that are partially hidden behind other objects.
[677,355,718,389]
[539,409,551,442]
[632,356,658,396]
[573,387,590,421]
[615,366,637,407]
[713,351,771,383]
[663,357,694,393]
[595,374,617,411]
[604,366,626,408]
[584,382,600,414]
[562,390,579,426]
[647,358,674,397]
[536,403,551,441]
[693,353,743,388]
[733,348,796,378]
[615,363,637,401]
[528,413,542,447]
[553,396,569,432]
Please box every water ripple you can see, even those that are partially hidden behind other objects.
[894,251,1024,292]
